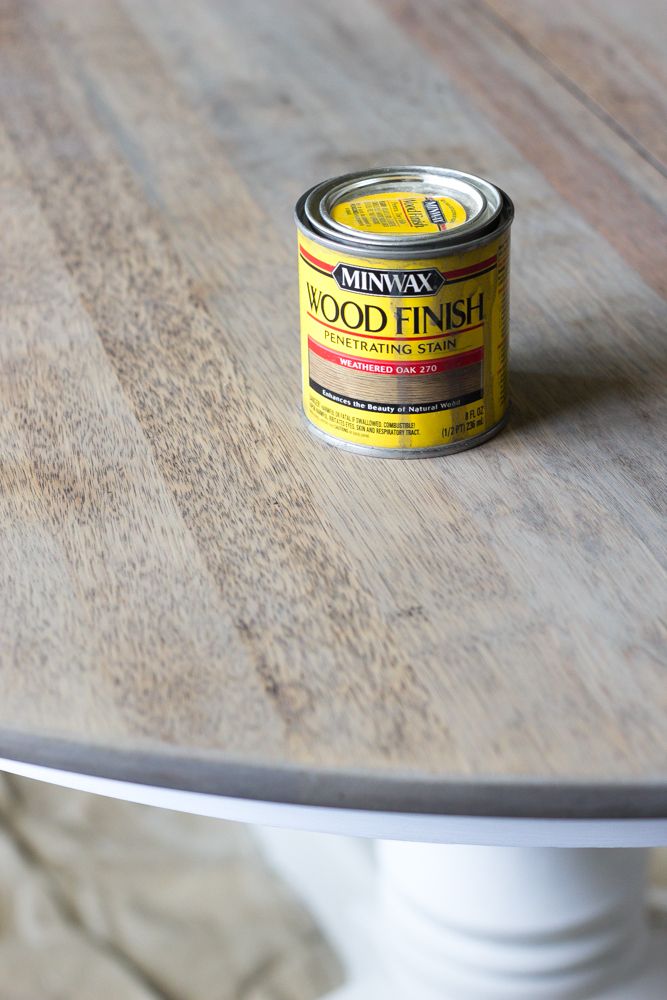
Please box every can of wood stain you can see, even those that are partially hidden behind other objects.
[295,166,514,457]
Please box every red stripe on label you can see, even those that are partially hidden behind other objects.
[299,244,335,272]
[441,255,497,280]
[300,244,495,281]
[308,337,483,375]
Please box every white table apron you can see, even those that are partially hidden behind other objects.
[1,757,666,999]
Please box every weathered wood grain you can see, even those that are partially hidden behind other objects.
[484,0,667,170]
[384,0,667,299]
[0,0,665,815]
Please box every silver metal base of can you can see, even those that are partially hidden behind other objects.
[303,409,510,459]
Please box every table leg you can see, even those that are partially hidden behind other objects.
[255,830,667,999]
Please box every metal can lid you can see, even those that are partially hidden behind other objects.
[299,166,504,254]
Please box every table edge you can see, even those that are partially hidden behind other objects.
[3,754,667,847]
[0,729,665,821]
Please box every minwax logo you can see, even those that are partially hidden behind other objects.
[332,263,444,297]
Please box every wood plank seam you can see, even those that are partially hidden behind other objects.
[475,0,667,177]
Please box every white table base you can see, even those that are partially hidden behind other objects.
[0,757,665,997]
[256,829,667,1000]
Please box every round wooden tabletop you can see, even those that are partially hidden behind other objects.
[1,1,665,821]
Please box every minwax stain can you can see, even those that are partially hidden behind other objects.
[295,166,514,457]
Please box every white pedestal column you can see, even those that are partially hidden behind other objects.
[255,830,667,1000]
[363,843,666,1000]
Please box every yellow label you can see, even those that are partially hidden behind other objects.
[298,232,509,452]
[331,192,468,235]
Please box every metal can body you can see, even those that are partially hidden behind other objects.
[295,167,514,457]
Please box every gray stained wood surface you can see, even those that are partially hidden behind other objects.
[0,0,666,818]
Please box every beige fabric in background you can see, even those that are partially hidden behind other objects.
[0,775,341,1000]
[1,773,666,1000]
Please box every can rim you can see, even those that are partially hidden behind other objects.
[296,166,512,258]
[297,166,508,256]
[296,187,513,260]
